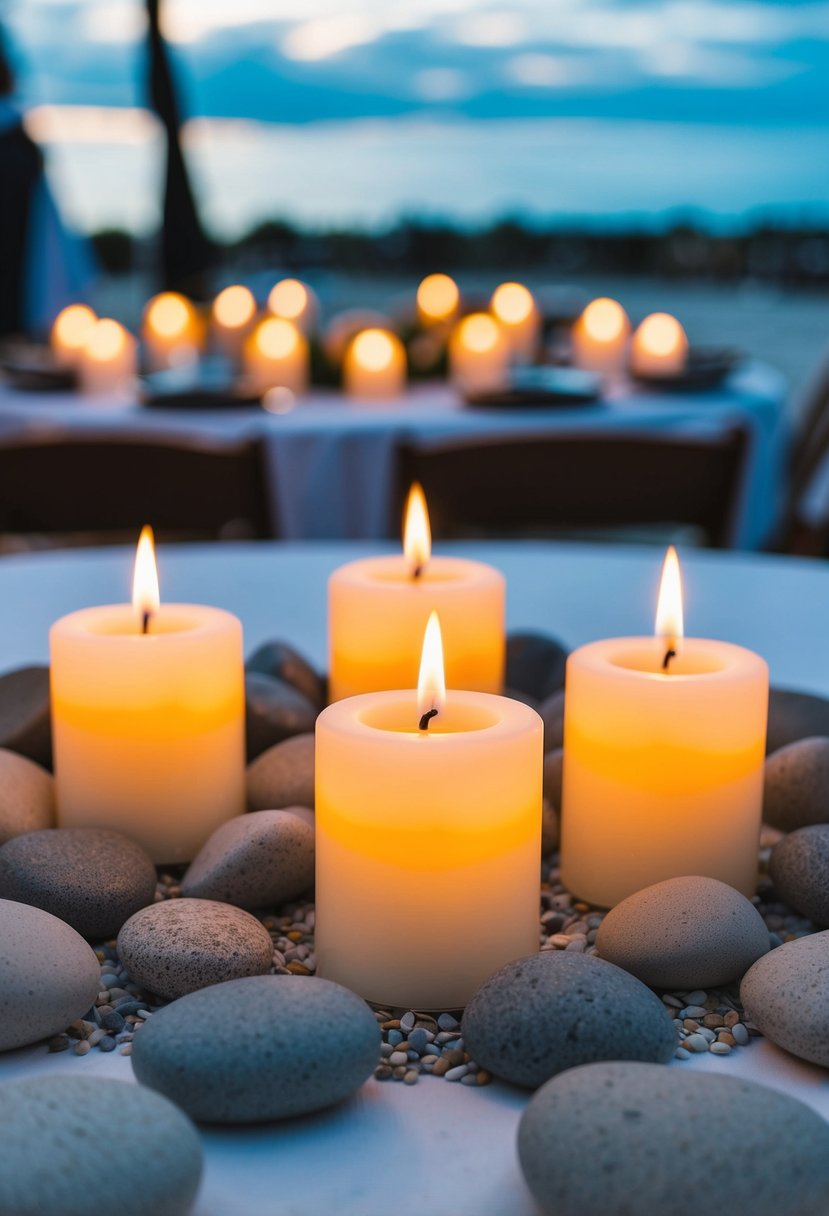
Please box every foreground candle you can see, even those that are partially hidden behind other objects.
[329,484,505,699]
[571,297,630,375]
[316,613,542,1009]
[50,528,245,863]
[560,548,768,907]
[630,312,688,377]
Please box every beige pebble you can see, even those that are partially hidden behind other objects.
[74,1040,91,1056]
[710,1041,732,1055]
[683,1018,700,1032]
[431,1058,450,1076]
[724,1011,740,1028]
[403,1070,418,1085]
[718,1032,737,1048]
[685,1033,709,1053]
[388,1051,407,1066]
[703,1014,724,1029]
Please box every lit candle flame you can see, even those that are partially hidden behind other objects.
[132,525,160,633]
[417,610,446,729]
[655,545,683,668]
[403,482,431,577]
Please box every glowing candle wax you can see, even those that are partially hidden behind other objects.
[142,292,202,370]
[571,297,631,375]
[316,612,542,1009]
[560,547,768,907]
[211,285,257,360]
[631,312,689,378]
[243,317,308,397]
[448,313,510,394]
[344,328,406,399]
[77,319,137,397]
[50,528,245,863]
[267,278,319,335]
[51,304,97,369]
[490,281,541,363]
[417,273,460,327]
[328,484,505,700]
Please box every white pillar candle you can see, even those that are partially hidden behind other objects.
[329,484,505,699]
[50,304,97,369]
[343,328,406,399]
[560,547,768,907]
[448,313,510,394]
[416,273,460,328]
[142,292,203,370]
[50,528,245,863]
[490,281,541,364]
[630,312,689,378]
[243,317,308,397]
[316,612,542,1009]
[77,319,137,397]
[571,297,631,375]
[267,278,319,335]
[211,285,257,360]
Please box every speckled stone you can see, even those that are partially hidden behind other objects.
[767,688,829,755]
[764,736,829,831]
[0,749,54,844]
[741,930,829,1067]
[462,951,676,1089]
[117,898,274,1000]
[541,798,559,855]
[182,809,314,909]
[246,733,315,811]
[0,898,100,1051]
[770,826,829,926]
[0,665,52,769]
[595,875,769,990]
[131,975,380,1123]
[538,689,565,754]
[518,1061,829,1216]
[0,828,157,940]
[245,640,327,710]
[506,633,568,701]
[0,1076,202,1216]
[543,747,563,810]
[245,672,318,762]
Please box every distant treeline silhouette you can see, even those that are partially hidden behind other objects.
[92,217,829,286]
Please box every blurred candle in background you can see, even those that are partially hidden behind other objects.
[631,312,689,378]
[449,313,510,394]
[267,278,319,335]
[490,282,540,363]
[211,285,257,360]
[51,304,97,369]
[243,317,308,397]
[416,273,460,327]
[142,292,202,371]
[571,297,631,375]
[344,328,406,399]
[77,319,137,397]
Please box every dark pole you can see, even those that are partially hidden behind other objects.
[145,0,214,296]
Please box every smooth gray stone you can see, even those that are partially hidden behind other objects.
[0,665,52,769]
[0,1076,202,1216]
[245,672,318,762]
[245,640,327,710]
[595,875,769,990]
[506,632,568,701]
[247,733,315,811]
[542,747,563,811]
[741,930,829,1066]
[117,898,273,1001]
[182,809,314,909]
[0,749,54,845]
[541,798,559,855]
[538,689,565,753]
[518,1061,829,1216]
[770,826,829,926]
[0,898,100,1051]
[764,736,829,831]
[0,828,157,940]
[461,951,676,1089]
[767,688,829,755]
[131,974,380,1123]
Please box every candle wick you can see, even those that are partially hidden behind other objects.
[412,564,423,580]
[141,611,151,636]
[419,708,438,731]
[662,647,676,671]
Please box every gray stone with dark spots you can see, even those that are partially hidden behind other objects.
[182,809,314,909]
[767,688,829,755]
[770,825,829,926]
[246,733,315,810]
[764,736,829,831]
[741,930,829,1067]
[462,950,676,1089]
[0,665,52,769]
[245,672,318,762]
[131,975,380,1123]
[518,1061,829,1216]
[117,898,273,1001]
[0,749,54,844]
[245,640,327,710]
[0,828,157,939]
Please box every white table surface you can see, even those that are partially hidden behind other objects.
[0,539,827,1216]
[0,365,789,548]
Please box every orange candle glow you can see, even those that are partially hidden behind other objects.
[243,317,308,396]
[417,273,460,327]
[267,278,319,334]
[343,328,406,399]
[77,318,137,396]
[490,281,540,363]
[448,312,510,394]
[142,292,202,370]
[571,297,631,375]
[211,285,257,359]
[51,304,97,369]
[631,312,689,377]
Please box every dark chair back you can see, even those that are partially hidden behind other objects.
[397,426,748,548]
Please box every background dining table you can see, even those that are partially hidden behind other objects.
[0,362,788,547]
[0,538,826,1215]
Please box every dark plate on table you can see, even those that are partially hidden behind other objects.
[0,342,77,392]
[631,346,741,391]
[139,361,262,410]
[465,366,602,409]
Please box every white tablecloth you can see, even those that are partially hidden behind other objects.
[0,364,789,548]
[0,539,827,1216]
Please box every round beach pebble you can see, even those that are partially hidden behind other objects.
[0,898,100,1051]
[595,875,769,990]
[182,809,314,909]
[131,974,380,1123]
[245,672,318,762]
[741,930,829,1067]
[538,689,565,753]
[0,748,54,844]
[462,951,676,1089]
[0,665,52,769]
[0,1076,202,1216]
[518,1060,829,1216]
[764,736,829,831]
[0,828,157,940]
[767,687,829,755]
[117,898,274,1001]
[247,732,315,810]
[246,640,326,710]
[770,826,829,926]
[505,633,568,701]
[543,747,563,809]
